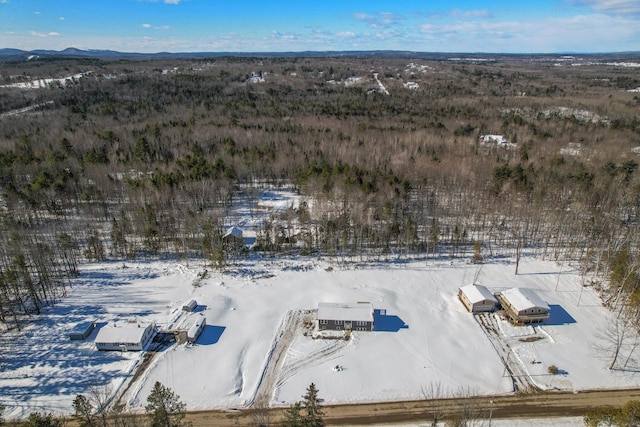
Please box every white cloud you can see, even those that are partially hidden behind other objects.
[59,17,64,20]
[353,12,373,21]
[451,8,492,19]
[571,0,640,14]
[337,31,356,38]
[271,30,298,41]
[164,0,180,4]
[142,23,170,30]
[29,31,59,38]
[353,11,404,29]
[419,13,639,52]
[33,11,40,15]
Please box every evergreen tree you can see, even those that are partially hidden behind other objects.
[20,412,63,427]
[281,383,324,427]
[282,402,303,427]
[72,394,95,427]
[145,381,189,427]
[301,383,324,427]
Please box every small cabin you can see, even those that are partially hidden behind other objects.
[223,226,245,253]
[69,321,96,341]
[187,316,206,344]
[95,321,155,351]
[458,284,498,313]
[318,302,374,332]
[182,299,198,312]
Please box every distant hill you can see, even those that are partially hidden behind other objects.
[0,47,639,62]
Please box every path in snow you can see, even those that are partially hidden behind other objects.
[0,101,54,120]
[276,336,348,391]
[475,313,538,393]
[251,310,307,407]
[373,73,390,95]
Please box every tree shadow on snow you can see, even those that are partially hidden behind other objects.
[196,325,225,345]
[544,304,576,326]
[373,309,409,332]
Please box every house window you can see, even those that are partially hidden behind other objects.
[319,319,327,324]
[357,321,366,326]
[336,320,343,325]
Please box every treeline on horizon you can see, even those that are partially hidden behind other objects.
[0,55,640,331]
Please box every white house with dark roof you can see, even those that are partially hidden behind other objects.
[95,321,155,351]
[318,302,374,331]
[458,284,498,313]
[499,288,550,324]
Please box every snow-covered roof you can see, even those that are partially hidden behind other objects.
[188,316,206,338]
[183,299,198,310]
[503,288,549,312]
[95,321,152,344]
[225,226,243,238]
[318,302,373,322]
[481,134,505,143]
[460,284,498,304]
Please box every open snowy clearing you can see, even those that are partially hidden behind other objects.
[1,253,639,420]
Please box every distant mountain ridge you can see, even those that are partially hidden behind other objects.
[1,47,639,62]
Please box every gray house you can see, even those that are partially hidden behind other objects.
[317,302,374,331]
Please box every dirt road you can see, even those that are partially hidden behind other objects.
[252,310,305,407]
[185,388,640,426]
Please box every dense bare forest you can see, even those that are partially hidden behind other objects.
[1,54,639,332]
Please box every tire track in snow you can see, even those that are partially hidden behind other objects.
[276,339,348,389]
[250,310,307,408]
[475,313,538,393]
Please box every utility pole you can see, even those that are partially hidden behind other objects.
[489,400,493,427]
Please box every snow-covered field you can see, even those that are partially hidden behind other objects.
[1,252,639,420]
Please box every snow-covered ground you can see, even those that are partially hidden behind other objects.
[0,73,88,89]
[1,188,638,421]
[1,252,638,420]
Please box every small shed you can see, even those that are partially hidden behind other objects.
[95,321,155,351]
[458,284,498,313]
[318,302,374,331]
[498,288,550,324]
[187,316,206,344]
[69,321,96,341]
[182,299,198,312]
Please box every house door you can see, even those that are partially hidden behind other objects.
[344,322,352,330]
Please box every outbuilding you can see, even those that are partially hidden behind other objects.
[498,288,550,324]
[318,302,374,331]
[68,321,96,341]
[458,284,498,313]
[187,316,206,344]
[182,299,198,312]
[94,321,155,351]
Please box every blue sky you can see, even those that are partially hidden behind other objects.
[1,0,639,53]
